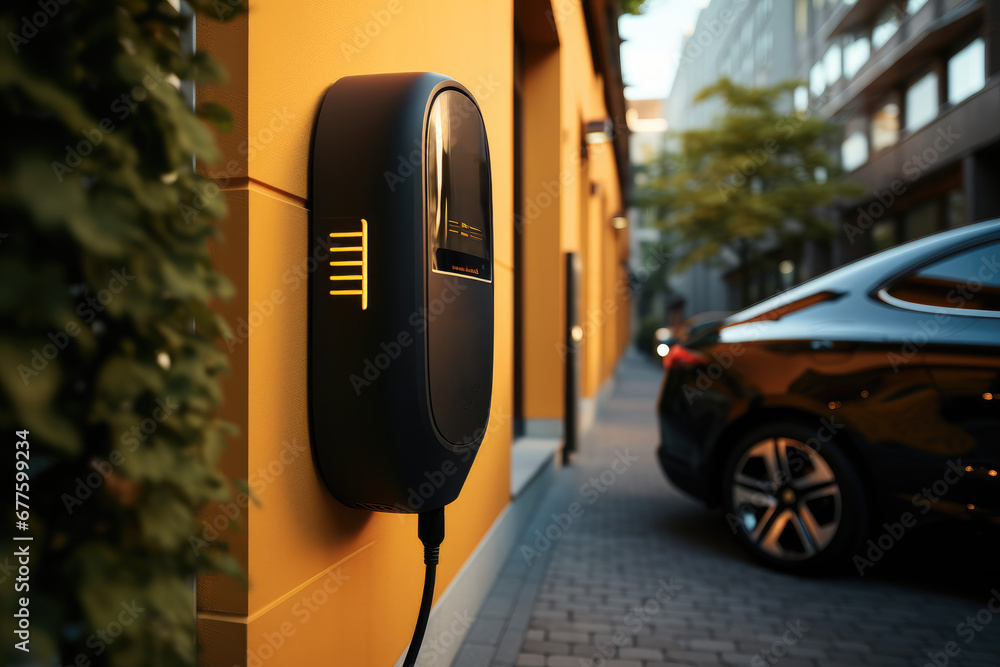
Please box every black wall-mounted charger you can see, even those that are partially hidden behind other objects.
[308,72,494,665]
[309,72,493,514]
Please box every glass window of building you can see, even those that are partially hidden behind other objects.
[872,219,897,251]
[841,131,868,171]
[948,38,986,105]
[741,55,754,84]
[795,0,808,36]
[947,190,966,228]
[810,60,825,97]
[905,71,938,131]
[756,0,769,24]
[871,102,900,151]
[907,0,929,14]
[824,43,842,84]
[905,201,938,240]
[741,20,753,57]
[755,30,769,66]
[872,5,900,50]
[844,36,870,79]
[794,86,809,113]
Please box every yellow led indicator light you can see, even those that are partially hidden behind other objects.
[362,219,368,310]
[328,219,368,310]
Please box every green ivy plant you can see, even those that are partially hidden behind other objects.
[0,1,245,665]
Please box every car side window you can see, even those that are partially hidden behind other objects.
[885,241,1000,312]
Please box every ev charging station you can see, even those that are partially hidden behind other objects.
[308,72,494,665]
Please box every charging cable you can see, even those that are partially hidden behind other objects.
[402,507,445,667]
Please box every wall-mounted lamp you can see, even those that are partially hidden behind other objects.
[584,119,613,144]
[611,216,629,230]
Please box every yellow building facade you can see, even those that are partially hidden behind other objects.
[195,1,630,664]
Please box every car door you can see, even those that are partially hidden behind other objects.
[877,239,1000,517]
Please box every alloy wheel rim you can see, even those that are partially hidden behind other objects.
[730,437,842,562]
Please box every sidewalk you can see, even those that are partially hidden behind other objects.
[453,352,1000,667]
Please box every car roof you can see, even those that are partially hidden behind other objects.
[725,218,1000,326]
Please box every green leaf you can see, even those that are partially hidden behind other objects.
[196,102,234,133]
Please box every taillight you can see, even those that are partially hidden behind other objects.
[663,344,708,370]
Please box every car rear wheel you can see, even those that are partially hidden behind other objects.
[722,422,867,574]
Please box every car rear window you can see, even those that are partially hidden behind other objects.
[885,241,1000,311]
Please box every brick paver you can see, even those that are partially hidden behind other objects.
[455,353,1000,667]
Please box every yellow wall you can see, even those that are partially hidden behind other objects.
[520,1,627,409]
[519,42,563,419]
[196,1,627,665]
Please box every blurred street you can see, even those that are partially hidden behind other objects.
[456,353,1000,667]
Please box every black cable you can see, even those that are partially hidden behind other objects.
[402,507,445,667]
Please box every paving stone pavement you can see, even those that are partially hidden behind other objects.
[453,352,1000,667]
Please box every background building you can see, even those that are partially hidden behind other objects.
[662,0,800,316]
[195,2,630,665]
[658,0,998,318]
[802,0,1000,265]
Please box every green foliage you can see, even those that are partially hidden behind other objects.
[638,78,865,271]
[0,1,245,665]
[620,0,648,14]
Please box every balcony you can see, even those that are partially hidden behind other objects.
[818,0,982,118]
[843,74,1000,198]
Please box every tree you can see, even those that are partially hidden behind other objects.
[639,78,864,303]
[0,1,245,665]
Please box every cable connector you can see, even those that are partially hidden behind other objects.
[417,506,445,565]
[403,507,446,667]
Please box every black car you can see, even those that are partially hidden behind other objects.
[656,220,1000,573]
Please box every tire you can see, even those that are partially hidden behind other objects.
[721,421,867,575]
